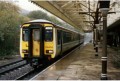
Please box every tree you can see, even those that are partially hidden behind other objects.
[27,10,50,20]
[0,1,30,56]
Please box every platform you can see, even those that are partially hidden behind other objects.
[31,43,120,80]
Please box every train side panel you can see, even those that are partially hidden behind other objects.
[62,31,80,52]
[56,29,80,56]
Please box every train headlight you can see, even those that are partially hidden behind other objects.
[22,50,28,53]
[46,50,53,54]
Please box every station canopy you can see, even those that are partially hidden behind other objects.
[31,0,120,33]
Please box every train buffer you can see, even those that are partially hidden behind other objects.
[30,43,120,80]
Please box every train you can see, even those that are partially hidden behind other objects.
[20,19,84,67]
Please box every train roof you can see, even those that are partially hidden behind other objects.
[28,19,80,34]
[29,19,53,24]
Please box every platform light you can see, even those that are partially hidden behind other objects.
[99,0,110,8]
[99,0,110,16]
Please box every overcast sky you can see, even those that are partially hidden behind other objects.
[13,0,43,11]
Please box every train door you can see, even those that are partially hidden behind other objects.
[28,24,44,66]
[32,29,40,57]
[57,30,62,55]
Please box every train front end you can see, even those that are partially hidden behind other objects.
[20,23,43,67]
[20,20,56,67]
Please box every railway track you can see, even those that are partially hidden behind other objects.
[0,60,26,75]
[16,66,43,80]
[0,59,23,69]
[0,59,30,80]
[16,61,52,80]
[0,58,48,80]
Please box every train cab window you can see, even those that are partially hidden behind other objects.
[45,27,53,41]
[33,29,40,41]
[23,29,28,41]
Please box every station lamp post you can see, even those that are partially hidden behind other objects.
[99,0,110,80]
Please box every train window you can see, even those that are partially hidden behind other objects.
[33,29,40,41]
[23,29,28,41]
[63,31,72,43]
[57,30,61,45]
[45,27,53,41]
